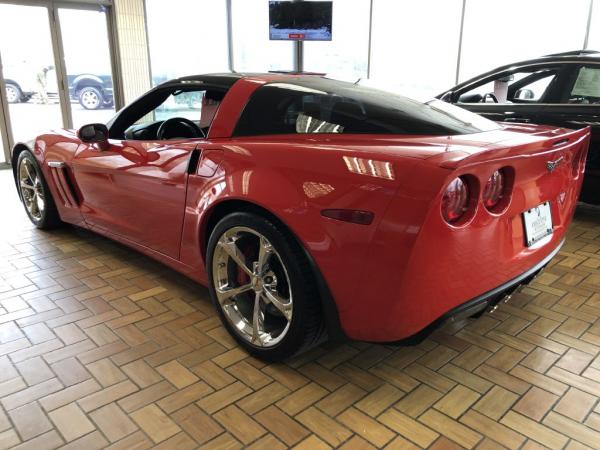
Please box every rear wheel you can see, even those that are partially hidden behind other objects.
[5,83,22,103]
[78,86,103,110]
[17,150,61,229]
[207,212,324,361]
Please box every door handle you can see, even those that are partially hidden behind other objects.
[568,120,598,127]
[504,117,531,123]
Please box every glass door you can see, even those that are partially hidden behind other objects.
[57,7,116,128]
[0,3,65,144]
[0,113,6,164]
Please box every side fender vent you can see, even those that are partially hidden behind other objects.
[47,161,79,208]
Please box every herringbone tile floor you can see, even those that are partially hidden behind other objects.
[1,168,600,449]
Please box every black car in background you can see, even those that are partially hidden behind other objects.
[438,50,600,204]
[67,74,113,110]
[4,68,113,110]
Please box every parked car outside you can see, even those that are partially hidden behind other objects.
[3,62,113,110]
[438,50,600,205]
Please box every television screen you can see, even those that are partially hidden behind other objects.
[269,1,332,41]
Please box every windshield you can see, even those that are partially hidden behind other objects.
[234,77,501,137]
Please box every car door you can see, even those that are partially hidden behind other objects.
[69,86,214,259]
[71,138,195,259]
[452,64,568,125]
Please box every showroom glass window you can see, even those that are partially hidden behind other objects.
[231,0,294,72]
[588,3,600,51]
[459,0,589,81]
[145,0,229,85]
[303,0,370,79]
[368,0,463,99]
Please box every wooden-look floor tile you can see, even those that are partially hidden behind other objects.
[48,402,95,442]
[1,171,600,449]
[130,404,180,443]
[513,387,559,421]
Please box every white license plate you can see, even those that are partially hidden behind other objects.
[523,202,553,247]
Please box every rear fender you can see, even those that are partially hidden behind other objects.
[180,148,411,338]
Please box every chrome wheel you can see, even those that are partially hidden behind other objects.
[212,226,293,347]
[6,85,19,103]
[81,90,100,109]
[19,158,45,221]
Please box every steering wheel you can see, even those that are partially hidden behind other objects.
[481,93,499,103]
[157,117,204,140]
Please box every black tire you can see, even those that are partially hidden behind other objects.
[78,86,103,110]
[207,212,325,361]
[16,150,62,229]
[5,83,22,103]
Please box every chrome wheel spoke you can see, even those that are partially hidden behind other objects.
[212,226,293,348]
[23,162,35,184]
[29,194,39,216]
[218,237,254,277]
[262,287,292,321]
[215,283,252,304]
[256,236,272,276]
[251,292,265,346]
[19,159,44,221]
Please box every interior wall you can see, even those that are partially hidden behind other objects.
[114,0,151,105]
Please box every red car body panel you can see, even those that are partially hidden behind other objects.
[22,75,590,342]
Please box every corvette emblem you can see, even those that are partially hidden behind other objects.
[546,156,564,172]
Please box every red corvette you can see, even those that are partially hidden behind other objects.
[12,73,590,360]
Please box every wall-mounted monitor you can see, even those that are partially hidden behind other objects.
[269,1,333,41]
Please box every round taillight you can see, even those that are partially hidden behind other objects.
[483,170,505,210]
[442,177,469,223]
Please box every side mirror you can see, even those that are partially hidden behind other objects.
[78,123,109,149]
[515,88,535,100]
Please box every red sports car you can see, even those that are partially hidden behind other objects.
[12,73,590,360]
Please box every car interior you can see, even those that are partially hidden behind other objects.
[567,66,600,104]
[109,87,226,141]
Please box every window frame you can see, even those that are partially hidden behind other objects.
[455,64,567,105]
[107,82,228,140]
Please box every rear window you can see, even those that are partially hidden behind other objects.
[233,78,500,137]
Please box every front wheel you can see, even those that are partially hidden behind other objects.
[207,212,324,361]
[16,150,62,229]
[78,86,103,110]
[5,83,22,103]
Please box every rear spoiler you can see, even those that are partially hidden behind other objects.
[428,126,591,170]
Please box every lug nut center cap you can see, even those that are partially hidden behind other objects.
[252,276,263,292]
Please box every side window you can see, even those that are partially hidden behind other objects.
[135,90,204,126]
[233,83,498,137]
[120,88,226,141]
[567,66,600,104]
[458,69,557,104]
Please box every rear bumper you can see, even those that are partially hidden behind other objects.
[390,238,563,344]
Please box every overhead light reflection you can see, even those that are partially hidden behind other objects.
[343,156,395,180]
[303,182,335,199]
